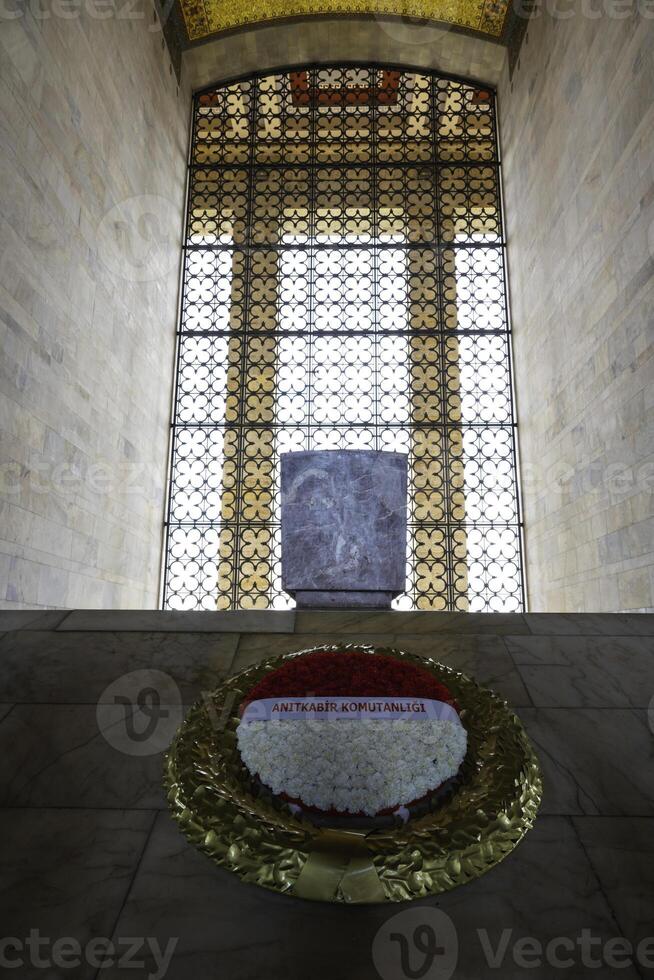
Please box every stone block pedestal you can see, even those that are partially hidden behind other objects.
[280,450,408,609]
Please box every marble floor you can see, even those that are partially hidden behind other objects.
[1,609,653,979]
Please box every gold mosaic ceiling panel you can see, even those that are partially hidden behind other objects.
[179,0,511,42]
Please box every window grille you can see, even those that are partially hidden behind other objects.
[163,65,524,611]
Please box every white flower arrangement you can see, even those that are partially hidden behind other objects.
[237,717,467,817]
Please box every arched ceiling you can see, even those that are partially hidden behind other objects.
[180,18,510,94]
[179,0,513,42]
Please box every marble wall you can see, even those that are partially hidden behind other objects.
[0,1,189,607]
[498,9,654,611]
[2,7,652,612]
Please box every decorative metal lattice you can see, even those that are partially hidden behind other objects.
[163,66,524,611]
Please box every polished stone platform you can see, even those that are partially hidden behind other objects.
[1,610,653,979]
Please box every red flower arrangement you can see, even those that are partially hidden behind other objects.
[237,650,466,818]
[243,650,458,710]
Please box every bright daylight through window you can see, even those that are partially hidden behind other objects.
[162,66,524,611]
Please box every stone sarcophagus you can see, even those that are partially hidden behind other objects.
[280,450,408,609]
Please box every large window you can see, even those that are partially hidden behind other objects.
[163,65,524,611]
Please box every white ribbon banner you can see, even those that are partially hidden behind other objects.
[240,696,461,725]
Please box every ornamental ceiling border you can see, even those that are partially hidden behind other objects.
[178,0,512,43]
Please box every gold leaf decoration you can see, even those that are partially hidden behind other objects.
[179,0,510,42]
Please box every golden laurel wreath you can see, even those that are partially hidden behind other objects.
[164,644,542,903]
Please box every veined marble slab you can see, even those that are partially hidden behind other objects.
[0,808,155,980]
[518,707,654,817]
[0,611,71,631]
[0,704,174,809]
[507,634,654,708]
[572,817,654,955]
[524,613,654,635]
[55,610,296,633]
[293,610,531,634]
[97,813,635,980]
[0,630,238,703]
